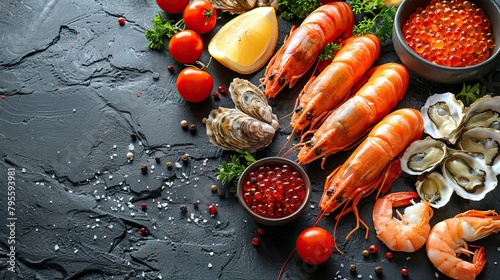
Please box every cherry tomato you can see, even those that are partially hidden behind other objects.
[183,0,217,34]
[168,30,203,64]
[176,67,213,102]
[155,0,189,14]
[296,227,334,265]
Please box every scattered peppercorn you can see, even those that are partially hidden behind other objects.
[118,17,125,25]
[374,266,383,274]
[401,268,409,277]
[218,85,227,94]
[166,161,173,169]
[131,133,137,141]
[155,156,161,164]
[349,264,357,272]
[202,117,207,124]
[140,164,148,174]
[141,203,147,211]
[385,252,393,260]
[167,65,175,73]
[362,249,370,257]
[180,120,188,128]
[212,91,220,100]
[179,204,188,212]
[369,244,378,254]
[210,185,218,192]
[193,200,200,209]
[208,205,217,215]
[181,154,189,163]
[251,237,259,246]
[257,228,264,235]
[152,72,160,80]
[126,152,134,160]
[189,124,197,133]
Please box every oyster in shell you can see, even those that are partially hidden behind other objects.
[208,0,277,14]
[463,95,500,131]
[229,78,279,129]
[415,171,453,209]
[400,137,448,175]
[441,150,497,201]
[206,107,276,152]
[458,127,500,174]
[421,92,465,144]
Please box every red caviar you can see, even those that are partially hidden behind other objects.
[242,164,306,219]
[402,0,495,67]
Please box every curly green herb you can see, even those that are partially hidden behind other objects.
[278,0,321,20]
[215,151,256,193]
[455,83,495,107]
[144,13,184,50]
[319,42,342,61]
[350,0,396,42]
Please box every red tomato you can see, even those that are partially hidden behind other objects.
[296,227,334,265]
[168,30,203,64]
[176,67,213,102]
[183,0,217,34]
[156,0,189,14]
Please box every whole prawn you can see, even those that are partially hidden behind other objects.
[314,108,424,242]
[261,1,354,99]
[296,63,410,167]
[426,210,500,280]
[373,192,433,252]
[290,34,381,133]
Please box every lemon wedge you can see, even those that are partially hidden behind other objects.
[208,7,278,74]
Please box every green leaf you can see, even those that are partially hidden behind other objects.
[215,152,257,193]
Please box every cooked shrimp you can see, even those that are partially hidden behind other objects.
[373,192,433,252]
[426,210,500,280]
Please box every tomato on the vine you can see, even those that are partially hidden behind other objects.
[183,0,217,34]
[176,67,213,102]
[296,227,334,265]
[168,30,204,64]
[155,0,189,14]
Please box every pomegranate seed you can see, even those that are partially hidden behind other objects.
[118,17,125,25]
[251,237,259,246]
[141,203,147,211]
[167,65,175,73]
[401,268,409,277]
[385,251,393,260]
[257,228,264,235]
[217,86,227,94]
[369,244,378,254]
[212,91,220,100]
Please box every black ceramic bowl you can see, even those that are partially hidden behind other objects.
[393,0,500,84]
[237,157,312,226]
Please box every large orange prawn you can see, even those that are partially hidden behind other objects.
[426,210,500,280]
[314,108,424,242]
[261,1,354,99]
[294,63,410,167]
[289,34,381,133]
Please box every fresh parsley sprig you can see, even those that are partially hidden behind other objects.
[144,12,185,50]
[319,42,342,61]
[350,0,396,42]
[455,83,494,107]
[278,0,321,21]
[215,151,256,193]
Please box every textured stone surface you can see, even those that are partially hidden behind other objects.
[1,0,500,279]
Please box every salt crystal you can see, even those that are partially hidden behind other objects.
[113,145,117,149]
[208,263,212,268]
[54,245,59,251]
[357,274,362,279]
[209,252,214,256]
[128,144,134,151]
[435,272,439,278]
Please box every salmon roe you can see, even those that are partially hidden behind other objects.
[402,0,495,67]
[242,164,306,219]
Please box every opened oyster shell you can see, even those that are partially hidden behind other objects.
[400,137,448,175]
[458,127,500,174]
[463,95,500,131]
[230,78,279,129]
[441,150,497,201]
[206,107,276,152]
[421,92,465,144]
[415,171,453,209]
[208,0,277,14]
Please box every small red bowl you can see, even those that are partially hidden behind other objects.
[237,157,312,226]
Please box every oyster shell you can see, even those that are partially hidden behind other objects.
[208,0,277,14]
[206,107,276,152]
[421,92,465,144]
[400,137,448,175]
[229,78,279,129]
[415,171,453,209]
[458,127,500,174]
[463,95,500,131]
[441,150,497,201]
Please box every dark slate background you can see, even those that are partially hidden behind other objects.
[1,0,499,279]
